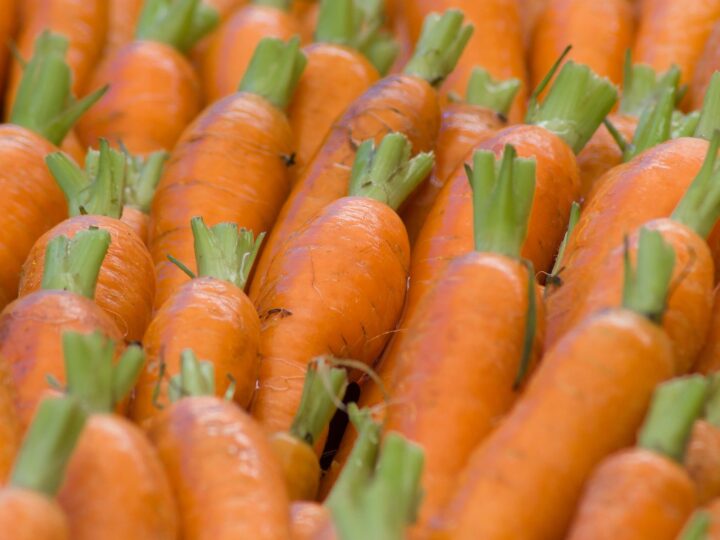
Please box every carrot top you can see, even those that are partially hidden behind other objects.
[618,53,680,117]
[526,61,618,154]
[41,228,111,299]
[325,404,425,540]
[123,150,168,214]
[637,375,709,462]
[239,37,307,110]
[135,0,219,54]
[464,67,521,118]
[10,32,107,146]
[679,511,711,540]
[348,133,434,210]
[253,0,291,10]
[10,396,86,496]
[289,357,348,447]
[672,131,720,239]
[621,228,675,324]
[167,349,226,402]
[546,201,581,291]
[315,0,398,76]
[403,9,473,87]
[63,331,145,414]
[703,374,720,427]
[695,73,720,141]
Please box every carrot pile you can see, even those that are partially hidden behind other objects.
[7,0,720,538]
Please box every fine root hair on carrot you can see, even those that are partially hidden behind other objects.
[348,132,434,210]
[465,67,521,117]
[121,148,168,213]
[10,396,87,496]
[167,349,217,402]
[41,228,111,299]
[403,9,474,87]
[10,31,108,145]
[135,0,219,54]
[619,51,681,116]
[696,72,720,140]
[679,510,711,540]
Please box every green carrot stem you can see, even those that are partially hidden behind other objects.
[239,36,307,110]
[361,31,399,77]
[348,133,434,210]
[619,54,680,117]
[696,73,720,140]
[679,511,711,540]
[168,349,216,401]
[10,32,107,145]
[621,227,675,324]
[548,201,581,283]
[135,0,219,54]
[703,373,720,427]
[637,375,709,462]
[10,396,86,496]
[672,110,701,139]
[289,357,348,446]
[63,331,145,414]
[525,61,618,154]
[623,86,675,161]
[123,150,168,213]
[513,258,537,391]
[465,68,520,117]
[253,0,291,9]
[189,216,265,289]
[403,9,473,87]
[41,229,111,299]
[466,145,536,258]
[672,130,720,238]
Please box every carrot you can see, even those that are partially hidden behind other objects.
[0,0,17,101]
[0,395,86,540]
[54,331,176,540]
[519,0,549,49]
[19,141,156,343]
[401,0,527,122]
[146,349,292,539]
[0,229,121,430]
[251,132,433,433]
[149,36,305,309]
[691,21,720,112]
[531,0,634,89]
[288,0,397,183]
[106,0,144,53]
[290,501,332,540]
[695,289,720,374]
[430,229,677,539]
[401,67,520,244]
[4,0,106,109]
[679,500,720,540]
[566,375,708,540]
[249,10,472,297]
[0,31,105,309]
[132,217,263,423]
[200,0,300,104]
[270,357,347,501]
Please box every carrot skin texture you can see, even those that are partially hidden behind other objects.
[0,291,122,430]
[691,21,720,111]
[685,420,720,504]
[0,487,69,540]
[401,104,506,244]
[18,215,155,344]
[288,43,379,184]
[200,6,299,104]
[430,309,675,539]
[0,0,17,99]
[59,130,87,166]
[131,277,260,424]
[249,74,439,297]
[251,197,409,433]
[531,0,634,88]
[695,287,720,374]
[270,433,320,501]
[0,360,19,483]
[147,396,291,539]
[57,415,178,540]
[566,449,696,540]
[149,92,293,309]
[77,42,202,155]
[106,0,143,53]
[290,502,333,540]
[121,206,150,246]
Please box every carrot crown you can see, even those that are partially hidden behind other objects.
[325,404,425,540]
[41,228,111,299]
[695,72,720,140]
[136,0,219,54]
[289,357,348,447]
[123,150,168,214]
[679,511,711,540]
[239,36,307,110]
[672,131,720,239]
[546,201,581,292]
[10,396,86,496]
[315,0,398,76]
[348,133,434,210]
[253,0,292,9]
[618,53,680,117]
[403,9,474,87]
[621,227,675,324]
[637,375,709,462]
[10,32,107,146]
[464,67,521,118]
[188,216,265,289]
[525,61,618,154]
[168,349,217,401]
[63,331,145,414]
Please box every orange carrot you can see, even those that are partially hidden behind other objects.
[691,21,720,112]
[132,217,263,424]
[291,501,332,540]
[56,331,177,540]
[695,288,720,374]
[147,350,292,539]
[106,0,144,53]
[0,0,17,100]
[678,499,720,539]
[149,37,305,309]
[566,375,707,540]
[430,228,677,539]
[684,376,720,505]
[251,133,432,435]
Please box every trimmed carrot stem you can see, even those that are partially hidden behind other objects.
[168,349,217,401]
[679,511,711,540]
[135,0,219,53]
[549,201,581,282]
[123,150,168,213]
[622,86,675,161]
[696,73,720,141]
[705,374,720,427]
[465,68,521,117]
[253,0,292,10]
[619,54,680,116]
